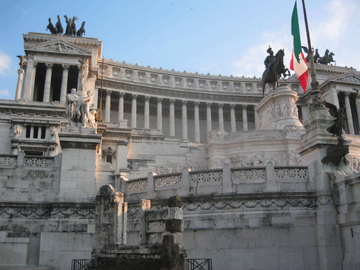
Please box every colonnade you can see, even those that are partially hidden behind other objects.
[16,60,80,103]
[102,90,252,142]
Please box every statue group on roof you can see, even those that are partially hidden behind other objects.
[46,15,86,37]
[302,47,335,65]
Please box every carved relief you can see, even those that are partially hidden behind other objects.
[230,151,302,167]
[155,161,206,175]
[12,124,22,137]
[349,156,360,172]
[34,42,88,54]
[208,130,229,140]
[338,75,360,84]
[112,67,120,77]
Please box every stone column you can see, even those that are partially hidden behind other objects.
[39,126,43,139]
[131,94,138,128]
[230,104,236,133]
[206,102,212,136]
[331,88,340,108]
[218,103,224,131]
[118,92,125,122]
[43,63,53,103]
[242,105,248,131]
[105,90,112,123]
[170,99,175,137]
[194,102,200,142]
[15,68,25,100]
[28,62,38,101]
[182,100,188,140]
[60,64,70,103]
[21,57,36,101]
[30,126,34,139]
[157,97,163,132]
[144,96,150,129]
[345,92,355,135]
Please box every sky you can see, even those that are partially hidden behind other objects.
[0,0,359,99]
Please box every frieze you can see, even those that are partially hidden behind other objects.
[0,205,51,219]
[182,197,317,212]
[34,55,82,65]
[229,151,302,167]
[50,207,95,219]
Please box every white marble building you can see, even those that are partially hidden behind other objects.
[1,32,360,270]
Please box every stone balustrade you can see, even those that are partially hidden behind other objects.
[0,155,18,167]
[0,153,54,168]
[122,163,311,199]
[99,59,301,95]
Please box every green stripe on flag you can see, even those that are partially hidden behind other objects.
[291,1,301,63]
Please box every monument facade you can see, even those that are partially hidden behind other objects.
[1,28,360,270]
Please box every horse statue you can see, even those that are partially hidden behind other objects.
[77,21,86,37]
[318,49,329,64]
[262,49,290,97]
[46,18,57,34]
[328,52,336,65]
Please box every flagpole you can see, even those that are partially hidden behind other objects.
[300,0,325,111]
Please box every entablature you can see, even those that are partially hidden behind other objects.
[97,80,262,105]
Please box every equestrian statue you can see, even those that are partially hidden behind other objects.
[262,46,291,97]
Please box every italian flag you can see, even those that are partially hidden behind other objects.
[290,1,308,92]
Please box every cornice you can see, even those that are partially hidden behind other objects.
[0,100,66,118]
[98,80,262,104]
[23,32,102,47]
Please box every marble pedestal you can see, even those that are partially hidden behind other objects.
[255,86,304,131]
[57,127,102,201]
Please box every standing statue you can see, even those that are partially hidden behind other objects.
[46,18,57,34]
[321,101,349,166]
[66,88,96,128]
[64,15,77,36]
[16,55,28,68]
[55,15,63,34]
[324,102,346,137]
[71,16,78,36]
[77,21,86,37]
[64,15,72,35]
[314,49,320,63]
[262,48,291,97]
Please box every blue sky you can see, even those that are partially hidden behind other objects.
[0,0,359,99]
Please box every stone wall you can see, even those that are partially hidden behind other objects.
[0,153,61,202]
